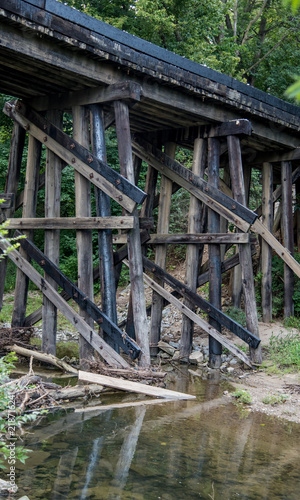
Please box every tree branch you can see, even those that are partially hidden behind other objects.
[244,30,290,74]
[241,0,268,45]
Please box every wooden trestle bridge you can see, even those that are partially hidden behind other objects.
[1,0,300,369]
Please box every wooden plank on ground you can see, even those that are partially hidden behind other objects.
[142,273,252,367]
[79,370,196,400]
[7,217,134,230]
[0,235,130,369]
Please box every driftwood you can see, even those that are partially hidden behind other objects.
[5,345,78,374]
[79,370,196,400]
[49,384,104,400]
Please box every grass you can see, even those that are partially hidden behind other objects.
[232,389,252,404]
[0,291,78,333]
[262,392,289,405]
[268,331,300,372]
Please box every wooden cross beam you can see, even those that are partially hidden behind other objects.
[4,101,146,213]
[132,137,257,231]
[29,81,142,111]
[0,234,130,368]
[142,256,261,349]
[15,232,141,360]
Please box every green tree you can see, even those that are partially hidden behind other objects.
[59,0,300,98]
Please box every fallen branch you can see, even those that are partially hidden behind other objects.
[5,345,78,374]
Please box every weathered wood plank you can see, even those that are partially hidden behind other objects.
[42,109,62,355]
[6,217,134,230]
[16,233,141,359]
[227,134,262,365]
[30,81,142,111]
[91,103,119,351]
[150,142,175,356]
[199,119,252,139]
[147,233,252,245]
[11,135,41,328]
[142,274,252,367]
[79,370,196,399]
[207,137,222,368]
[73,105,95,366]
[181,138,206,357]
[0,235,130,368]
[281,161,294,318]
[132,137,257,231]
[253,219,300,278]
[114,100,150,367]
[4,101,146,211]
[0,122,25,313]
[261,162,273,322]
[142,257,261,349]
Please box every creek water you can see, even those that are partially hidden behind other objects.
[16,368,300,499]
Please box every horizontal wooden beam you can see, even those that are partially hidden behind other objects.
[0,234,130,368]
[4,101,146,212]
[15,233,141,360]
[247,147,300,166]
[147,233,253,245]
[7,216,135,230]
[142,272,252,367]
[132,137,257,232]
[0,193,14,209]
[29,81,142,111]
[142,256,261,349]
[199,119,252,139]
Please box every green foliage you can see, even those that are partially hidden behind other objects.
[225,307,247,328]
[262,392,289,405]
[271,252,300,317]
[232,389,252,404]
[0,353,46,470]
[58,0,300,99]
[268,331,300,371]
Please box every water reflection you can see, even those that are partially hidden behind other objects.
[16,371,300,499]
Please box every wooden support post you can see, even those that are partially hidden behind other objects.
[42,110,63,355]
[90,104,118,352]
[261,162,273,322]
[150,142,175,356]
[0,123,25,312]
[114,100,150,367]
[180,138,206,358]
[207,138,222,368]
[11,136,41,326]
[281,161,294,318]
[227,135,262,364]
[231,164,251,309]
[297,179,300,252]
[73,105,95,366]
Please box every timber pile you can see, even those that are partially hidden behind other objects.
[0,326,33,351]
[88,360,166,386]
[1,371,105,414]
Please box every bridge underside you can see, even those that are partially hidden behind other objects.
[0,0,300,369]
